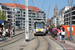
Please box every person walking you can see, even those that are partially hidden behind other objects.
[8,27,10,38]
[46,26,49,34]
[54,28,58,40]
[61,27,66,43]
[52,28,55,38]
[49,26,52,35]
[0,27,2,37]
[6,28,8,37]
[1,28,6,41]
[13,27,15,35]
[58,28,61,39]
[10,27,13,35]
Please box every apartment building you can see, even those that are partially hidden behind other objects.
[0,3,46,30]
[64,6,75,25]
[47,19,51,26]
[0,3,15,26]
[58,6,71,25]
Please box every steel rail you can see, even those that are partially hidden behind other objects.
[0,33,24,48]
[49,37,67,50]
[34,37,40,50]
[42,36,51,50]
[34,36,51,50]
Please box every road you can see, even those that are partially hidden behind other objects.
[0,33,64,50]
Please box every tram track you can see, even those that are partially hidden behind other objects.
[35,36,51,50]
[0,33,24,48]
[49,37,66,50]
[42,36,51,50]
[34,37,40,50]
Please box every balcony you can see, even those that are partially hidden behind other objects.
[2,9,12,12]
[64,20,69,22]
[72,24,75,25]
[8,19,12,22]
[64,16,69,19]
[16,16,22,18]
[71,10,75,12]
[72,19,75,21]
[16,19,21,21]
[28,14,36,16]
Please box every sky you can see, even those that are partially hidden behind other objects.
[0,0,75,19]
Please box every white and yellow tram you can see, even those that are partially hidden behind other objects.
[34,21,46,36]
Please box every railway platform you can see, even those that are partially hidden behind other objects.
[48,35,75,50]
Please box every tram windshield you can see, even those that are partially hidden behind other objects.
[35,23,44,29]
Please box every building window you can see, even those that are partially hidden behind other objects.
[23,12,25,14]
[16,6,18,7]
[29,18,31,20]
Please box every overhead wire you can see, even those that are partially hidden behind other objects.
[41,0,45,10]
[12,0,18,7]
[47,6,50,18]
[12,0,22,9]
[41,0,46,13]
[17,0,22,9]
[68,0,70,6]
[42,6,46,13]
[16,0,25,26]
[29,0,33,6]
[71,0,73,6]
[12,0,24,26]
[68,0,73,6]
[31,0,38,12]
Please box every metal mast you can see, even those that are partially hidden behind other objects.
[25,0,29,41]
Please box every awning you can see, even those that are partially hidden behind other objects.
[0,20,3,24]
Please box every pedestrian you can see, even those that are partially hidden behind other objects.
[13,27,15,35]
[10,27,13,35]
[46,26,49,34]
[58,28,61,39]
[1,28,6,41]
[48,26,52,37]
[52,28,55,38]
[54,28,58,40]
[6,27,8,37]
[61,27,66,43]
[8,27,10,38]
[0,27,2,37]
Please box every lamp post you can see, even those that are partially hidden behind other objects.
[25,0,29,41]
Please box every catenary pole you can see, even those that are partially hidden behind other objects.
[68,0,73,41]
[69,3,72,41]
[25,0,29,41]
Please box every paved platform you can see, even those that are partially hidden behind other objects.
[48,35,75,50]
[0,31,25,41]
[10,31,25,37]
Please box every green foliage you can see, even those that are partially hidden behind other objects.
[0,11,6,20]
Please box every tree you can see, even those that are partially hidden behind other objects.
[0,11,6,20]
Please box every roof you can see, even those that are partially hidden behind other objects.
[2,3,41,12]
[47,19,51,21]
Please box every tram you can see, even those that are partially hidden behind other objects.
[34,21,46,36]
